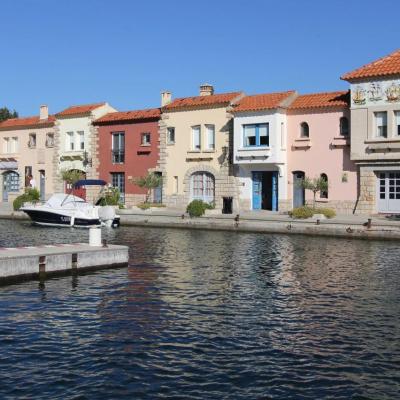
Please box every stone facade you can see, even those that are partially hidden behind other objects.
[159,91,242,211]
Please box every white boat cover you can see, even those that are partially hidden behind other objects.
[45,193,90,210]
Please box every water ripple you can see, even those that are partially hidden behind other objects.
[0,222,399,399]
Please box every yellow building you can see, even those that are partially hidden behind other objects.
[0,105,55,203]
[159,84,243,211]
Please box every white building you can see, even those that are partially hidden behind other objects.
[54,102,116,194]
[341,49,400,214]
[232,91,297,211]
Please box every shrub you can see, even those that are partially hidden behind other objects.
[13,188,40,211]
[290,206,314,219]
[137,202,166,210]
[290,206,336,219]
[97,187,120,206]
[204,201,215,210]
[186,200,209,217]
[316,207,336,219]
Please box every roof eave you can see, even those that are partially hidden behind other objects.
[94,116,160,126]
[163,102,232,112]
[0,122,55,131]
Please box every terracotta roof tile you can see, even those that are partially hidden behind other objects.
[56,102,106,117]
[164,92,242,111]
[232,91,296,113]
[0,115,55,130]
[341,49,400,81]
[94,108,161,124]
[288,91,349,110]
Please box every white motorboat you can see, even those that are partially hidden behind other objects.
[20,180,120,228]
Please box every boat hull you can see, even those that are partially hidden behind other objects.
[22,209,101,228]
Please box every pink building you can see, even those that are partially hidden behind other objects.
[287,91,358,213]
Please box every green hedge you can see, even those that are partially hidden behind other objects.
[186,200,212,217]
[13,188,40,211]
[290,206,336,219]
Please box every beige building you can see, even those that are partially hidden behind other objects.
[53,102,116,199]
[342,49,400,214]
[159,85,243,210]
[0,105,55,203]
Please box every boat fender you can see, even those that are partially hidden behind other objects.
[70,216,75,226]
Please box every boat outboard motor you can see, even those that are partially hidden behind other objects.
[98,206,116,227]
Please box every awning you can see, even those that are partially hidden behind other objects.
[0,158,18,170]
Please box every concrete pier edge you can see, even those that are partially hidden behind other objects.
[1,211,400,241]
[0,244,129,285]
[118,214,400,241]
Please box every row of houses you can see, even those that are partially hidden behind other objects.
[1,49,399,214]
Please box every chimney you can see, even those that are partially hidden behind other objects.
[199,83,214,96]
[161,91,172,106]
[39,105,48,120]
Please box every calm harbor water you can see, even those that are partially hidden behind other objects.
[0,221,399,399]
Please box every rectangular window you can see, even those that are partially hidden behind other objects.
[111,172,125,203]
[173,176,178,193]
[395,111,400,136]
[46,133,54,148]
[258,124,269,145]
[28,133,36,148]
[192,125,201,150]
[375,112,387,138]
[206,124,215,150]
[3,138,9,153]
[243,123,269,147]
[280,122,285,148]
[141,132,151,146]
[11,137,18,153]
[167,127,175,144]
[66,132,74,151]
[77,131,85,150]
[112,132,125,164]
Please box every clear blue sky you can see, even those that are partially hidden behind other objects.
[1,0,399,116]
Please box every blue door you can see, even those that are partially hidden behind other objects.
[153,173,162,204]
[252,172,262,210]
[293,171,305,208]
[272,172,278,211]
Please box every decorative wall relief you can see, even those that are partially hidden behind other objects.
[368,83,383,102]
[351,79,400,107]
[352,86,366,105]
[386,82,400,102]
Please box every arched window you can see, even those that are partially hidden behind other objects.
[340,117,349,136]
[320,173,328,199]
[300,122,309,138]
[190,172,215,204]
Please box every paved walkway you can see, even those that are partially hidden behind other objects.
[2,203,400,240]
[118,207,400,227]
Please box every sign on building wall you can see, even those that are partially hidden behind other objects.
[351,79,400,107]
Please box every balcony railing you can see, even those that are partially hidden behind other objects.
[112,150,125,164]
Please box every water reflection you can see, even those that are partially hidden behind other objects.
[0,222,399,399]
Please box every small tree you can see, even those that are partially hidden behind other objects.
[132,172,162,203]
[301,176,328,209]
[60,169,84,186]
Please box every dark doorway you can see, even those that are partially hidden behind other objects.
[252,171,278,211]
[153,172,162,203]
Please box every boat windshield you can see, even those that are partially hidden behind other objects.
[45,194,87,208]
